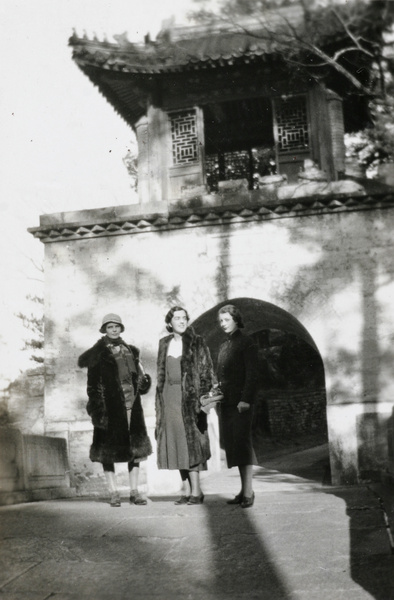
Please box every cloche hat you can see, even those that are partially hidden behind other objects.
[99,313,125,333]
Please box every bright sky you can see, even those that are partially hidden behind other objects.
[0,0,197,386]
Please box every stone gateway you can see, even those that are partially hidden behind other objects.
[28,7,394,494]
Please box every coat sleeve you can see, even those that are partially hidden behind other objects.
[195,336,213,433]
[155,338,166,439]
[198,336,215,400]
[86,362,108,430]
[240,338,259,405]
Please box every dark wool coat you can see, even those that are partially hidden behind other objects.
[155,326,214,469]
[216,329,259,467]
[217,329,259,406]
[78,337,152,464]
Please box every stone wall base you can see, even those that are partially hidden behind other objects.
[0,486,76,506]
[0,427,74,506]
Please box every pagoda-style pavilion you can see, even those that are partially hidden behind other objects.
[69,4,350,202]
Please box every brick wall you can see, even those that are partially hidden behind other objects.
[262,388,327,438]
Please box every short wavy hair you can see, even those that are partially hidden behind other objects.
[165,306,190,332]
[218,304,244,328]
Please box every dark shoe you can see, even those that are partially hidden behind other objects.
[241,492,255,509]
[129,490,147,505]
[174,495,190,505]
[110,492,121,507]
[187,493,204,505]
[227,492,243,505]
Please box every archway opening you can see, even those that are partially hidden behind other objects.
[193,298,328,467]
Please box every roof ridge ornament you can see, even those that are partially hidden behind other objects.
[113,31,130,48]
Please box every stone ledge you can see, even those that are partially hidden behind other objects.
[0,428,75,505]
[28,191,394,244]
[38,201,167,227]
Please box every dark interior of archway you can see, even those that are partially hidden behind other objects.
[193,298,328,461]
[250,329,328,462]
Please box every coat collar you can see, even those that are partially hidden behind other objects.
[160,326,197,359]
[78,336,139,369]
[226,328,242,340]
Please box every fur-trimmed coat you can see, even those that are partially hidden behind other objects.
[78,337,152,464]
[155,327,214,469]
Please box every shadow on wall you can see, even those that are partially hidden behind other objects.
[44,204,394,490]
[282,212,394,483]
[357,411,393,482]
[49,251,227,493]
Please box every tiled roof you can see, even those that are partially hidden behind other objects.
[69,5,304,74]
[68,3,356,127]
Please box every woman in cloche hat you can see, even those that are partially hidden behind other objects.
[78,313,152,507]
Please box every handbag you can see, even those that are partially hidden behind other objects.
[137,361,152,395]
[138,373,152,395]
[200,385,224,407]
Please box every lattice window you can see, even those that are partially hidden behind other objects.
[275,96,309,153]
[170,110,198,165]
[205,150,250,192]
[205,147,275,192]
[205,154,220,192]
[223,150,250,180]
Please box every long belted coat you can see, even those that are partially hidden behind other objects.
[155,326,214,469]
[78,337,152,464]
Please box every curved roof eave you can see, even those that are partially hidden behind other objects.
[72,50,270,75]
[77,64,148,128]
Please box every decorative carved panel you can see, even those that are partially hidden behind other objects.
[275,96,309,153]
[170,110,198,165]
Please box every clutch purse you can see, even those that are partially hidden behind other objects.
[138,373,152,395]
[200,385,224,407]
[137,361,151,395]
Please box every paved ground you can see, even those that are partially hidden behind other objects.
[0,445,393,600]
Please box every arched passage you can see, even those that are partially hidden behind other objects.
[193,298,328,465]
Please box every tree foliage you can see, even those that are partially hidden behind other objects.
[123,141,138,191]
[190,0,394,164]
[16,294,44,364]
[191,0,393,96]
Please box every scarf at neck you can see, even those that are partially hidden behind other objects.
[104,336,124,347]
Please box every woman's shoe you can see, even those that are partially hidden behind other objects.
[241,492,255,509]
[227,492,243,505]
[174,495,190,505]
[187,493,204,505]
[110,492,121,507]
[129,490,147,505]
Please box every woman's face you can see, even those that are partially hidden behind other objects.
[105,322,122,340]
[219,312,238,335]
[170,310,188,335]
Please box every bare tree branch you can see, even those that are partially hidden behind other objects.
[190,0,392,97]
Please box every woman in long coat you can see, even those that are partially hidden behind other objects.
[155,306,214,504]
[78,313,152,507]
[216,304,259,508]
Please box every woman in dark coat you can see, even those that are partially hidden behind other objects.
[216,304,259,508]
[155,306,214,505]
[78,313,152,507]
